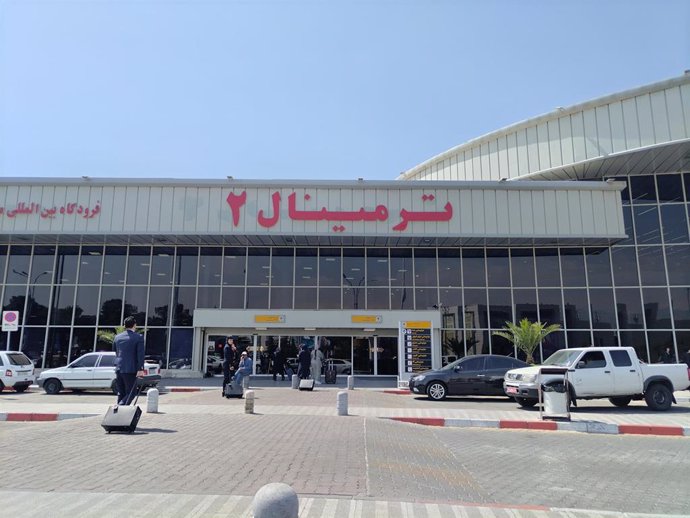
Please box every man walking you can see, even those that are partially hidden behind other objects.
[113,316,145,405]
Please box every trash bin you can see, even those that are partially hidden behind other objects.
[542,382,568,415]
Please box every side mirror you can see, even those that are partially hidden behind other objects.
[576,361,586,369]
[453,365,461,372]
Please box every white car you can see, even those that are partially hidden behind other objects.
[37,352,160,395]
[324,359,352,375]
[0,351,35,392]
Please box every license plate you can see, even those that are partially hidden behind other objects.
[506,386,518,395]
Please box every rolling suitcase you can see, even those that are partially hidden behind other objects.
[298,378,315,391]
[324,361,337,385]
[101,376,153,434]
[224,378,244,398]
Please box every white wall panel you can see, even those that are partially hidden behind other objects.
[134,187,150,233]
[547,119,562,167]
[471,146,481,182]
[49,186,68,234]
[506,133,518,178]
[665,87,686,140]
[516,130,529,177]
[608,102,626,153]
[567,192,582,235]
[505,191,520,234]
[495,190,510,234]
[636,94,655,147]
[571,113,586,163]
[483,190,497,234]
[582,109,599,159]
[489,140,499,180]
[147,187,162,231]
[459,190,473,234]
[681,84,690,140]
[498,137,509,179]
[650,90,671,143]
[591,191,607,236]
[603,191,622,236]
[519,191,534,235]
[480,143,491,180]
[526,126,540,172]
[86,186,103,234]
[470,190,485,234]
[579,190,595,235]
[37,186,54,234]
[170,188,186,232]
[621,98,641,149]
[555,191,570,235]
[196,188,210,234]
[158,187,174,233]
[73,185,93,234]
[541,191,557,235]
[537,123,551,171]
[595,105,612,155]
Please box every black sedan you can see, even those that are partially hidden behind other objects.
[408,354,529,400]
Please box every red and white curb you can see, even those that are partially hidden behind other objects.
[388,416,690,437]
[0,412,98,422]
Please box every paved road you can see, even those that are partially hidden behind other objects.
[1,411,689,515]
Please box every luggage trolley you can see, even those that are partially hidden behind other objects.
[537,366,571,421]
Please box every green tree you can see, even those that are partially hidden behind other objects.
[492,319,561,364]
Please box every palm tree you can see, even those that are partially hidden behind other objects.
[97,326,144,350]
[493,319,561,364]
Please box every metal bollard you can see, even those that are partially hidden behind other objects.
[252,482,299,518]
[291,374,299,389]
[347,375,354,390]
[337,390,348,416]
[244,390,255,414]
[146,387,159,413]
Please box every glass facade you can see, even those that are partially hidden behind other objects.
[1,173,688,370]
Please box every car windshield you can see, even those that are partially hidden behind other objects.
[6,353,32,366]
[542,349,582,367]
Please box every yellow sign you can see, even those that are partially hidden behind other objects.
[351,315,382,324]
[254,314,285,323]
[402,321,431,329]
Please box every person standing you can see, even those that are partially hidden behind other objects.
[222,336,237,396]
[659,346,676,364]
[297,345,311,379]
[682,346,690,368]
[311,346,324,384]
[113,316,145,405]
[273,346,286,381]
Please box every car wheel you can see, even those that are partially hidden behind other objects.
[43,378,62,395]
[426,381,447,401]
[609,396,632,407]
[111,380,119,395]
[14,385,28,393]
[515,397,537,408]
[645,383,673,411]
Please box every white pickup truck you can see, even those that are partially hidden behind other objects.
[503,347,690,411]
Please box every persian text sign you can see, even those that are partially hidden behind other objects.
[401,321,433,373]
[0,201,102,219]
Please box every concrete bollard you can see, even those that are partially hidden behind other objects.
[252,482,299,518]
[337,390,348,416]
[244,390,255,414]
[291,374,299,389]
[347,375,354,390]
[146,387,159,413]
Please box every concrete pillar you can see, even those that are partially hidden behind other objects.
[146,388,159,413]
[291,374,299,389]
[252,482,299,518]
[337,390,348,416]
[347,375,354,390]
[244,390,255,414]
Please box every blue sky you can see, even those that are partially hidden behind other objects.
[0,0,688,181]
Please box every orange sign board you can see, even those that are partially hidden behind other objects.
[402,321,431,329]
[254,314,285,323]
[351,315,382,324]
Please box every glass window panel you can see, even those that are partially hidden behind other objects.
[99,286,124,326]
[413,248,437,286]
[123,286,147,326]
[390,248,412,287]
[463,288,488,328]
[50,285,75,325]
[246,248,270,286]
[0,245,6,287]
[514,288,538,322]
[560,248,586,287]
[55,246,79,284]
[589,288,616,329]
[6,245,32,284]
[563,288,590,329]
[3,285,26,312]
[637,246,667,286]
[685,173,690,202]
[126,247,151,285]
[675,332,690,360]
[294,248,317,287]
[510,249,535,287]
[389,286,412,310]
[74,286,99,325]
[608,176,630,204]
[593,331,617,348]
[439,288,462,309]
[173,286,195,325]
[25,286,51,325]
[488,289,512,328]
[343,248,365,286]
[147,286,171,326]
[611,247,638,286]
[20,327,46,366]
[535,248,561,287]
[466,329,489,355]
[634,205,661,244]
[486,249,510,288]
[31,246,56,284]
[437,249,461,287]
[670,288,690,329]
[102,246,127,284]
[414,288,437,310]
[567,330,592,348]
[441,329,465,360]
[174,247,198,285]
[619,206,634,245]
[270,287,293,309]
[151,247,174,285]
[616,288,644,329]
[44,327,67,367]
[630,175,657,204]
[366,288,389,310]
[198,247,222,286]
[196,286,220,309]
[538,289,564,326]
[145,328,168,368]
[223,247,246,286]
[246,286,268,309]
[643,288,672,329]
[666,245,690,285]
[70,328,95,361]
[270,248,294,286]
[366,249,389,287]
[169,328,194,370]
[343,287,364,310]
[221,287,245,309]
[439,305,459,330]
[319,287,341,309]
[95,328,115,352]
[656,174,683,203]
[294,288,317,310]
[541,331,566,361]
[79,246,103,284]
[620,331,648,362]
[491,333,514,357]
[585,248,612,287]
[319,248,341,286]
[462,249,485,288]
[0,330,21,351]
[660,205,689,244]
[647,331,675,363]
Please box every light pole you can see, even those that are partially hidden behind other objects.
[343,274,364,309]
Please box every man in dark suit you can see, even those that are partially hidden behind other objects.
[222,336,237,396]
[114,316,145,405]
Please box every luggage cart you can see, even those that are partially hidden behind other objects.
[538,366,571,421]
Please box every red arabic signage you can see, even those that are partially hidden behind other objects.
[227,191,453,232]
[0,201,102,219]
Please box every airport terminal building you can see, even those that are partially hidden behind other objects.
[1,74,689,379]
